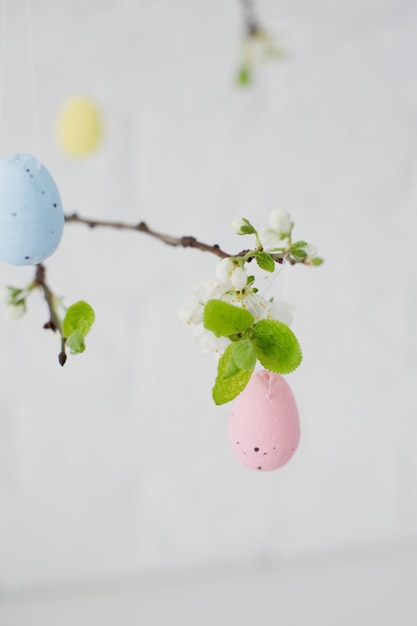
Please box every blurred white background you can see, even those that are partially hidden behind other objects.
[0,0,417,624]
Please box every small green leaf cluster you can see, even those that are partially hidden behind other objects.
[232,211,322,267]
[0,285,34,318]
[62,301,95,354]
[254,251,275,272]
[288,241,324,265]
[236,29,286,89]
[237,65,252,86]
[204,300,302,405]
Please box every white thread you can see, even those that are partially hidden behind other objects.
[261,258,285,300]
[0,0,8,149]
[267,371,273,399]
[25,0,41,159]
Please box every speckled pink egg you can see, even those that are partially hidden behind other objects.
[229,370,300,471]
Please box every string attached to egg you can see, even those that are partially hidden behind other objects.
[267,372,273,400]
[25,0,41,159]
[0,0,8,146]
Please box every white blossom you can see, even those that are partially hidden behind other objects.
[179,272,293,356]
[178,300,204,325]
[0,286,27,319]
[215,258,248,291]
[180,210,297,358]
[241,30,271,66]
[5,302,26,320]
[269,299,295,326]
[194,327,230,355]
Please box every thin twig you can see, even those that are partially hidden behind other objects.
[239,0,261,35]
[65,213,231,259]
[65,213,307,264]
[33,263,67,366]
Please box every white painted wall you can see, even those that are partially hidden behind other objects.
[0,0,416,603]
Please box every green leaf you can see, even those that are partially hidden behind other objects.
[253,319,302,374]
[62,301,95,338]
[255,251,275,272]
[212,344,253,405]
[66,330,85,354]
[290,241,310,260]
[222,354,242,380]
[292,248,307,260]
[238,218,257,235]
[222,339,256,379]
[237,65,252,86]
[204,300,254,338]
[232,339,257,371]
[311,257,324,266]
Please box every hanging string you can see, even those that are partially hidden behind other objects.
[0,0,8,149]
[25,0,41,162]
[261,258,285,301]
[267,371,273,399]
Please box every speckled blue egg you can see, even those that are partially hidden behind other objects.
[0,153,64,265]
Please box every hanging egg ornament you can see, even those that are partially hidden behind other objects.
[0,154,65,266]
[56,96,102,156]
[229,370,300,471]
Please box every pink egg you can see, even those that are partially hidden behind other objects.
[229,370,300,471]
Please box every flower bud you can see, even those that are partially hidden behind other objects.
[231,217,256,235]
[231,218,248,235]
[269,209,292,238]
[215,258,235,284]
[6,302,25,320]
[302,243,318,259]
[231,266,248,291]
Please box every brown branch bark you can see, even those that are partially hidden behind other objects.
[65,213,231,259]
[239,0,261,35]
[64,213,302,264]
[33,264,67,366]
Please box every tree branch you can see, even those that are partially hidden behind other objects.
[64,213,313,265]
[29,214,317,366]
[33,263,67,366]
[65,213,231,259]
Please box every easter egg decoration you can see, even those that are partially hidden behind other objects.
[229,370,300,471]
[0,153,65,266]
[56,96,102,156]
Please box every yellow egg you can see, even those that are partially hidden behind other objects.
[56,97,103,156]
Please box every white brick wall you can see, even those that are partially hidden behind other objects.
[0,0,416,590]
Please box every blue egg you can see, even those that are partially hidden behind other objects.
[0,153,64,266]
